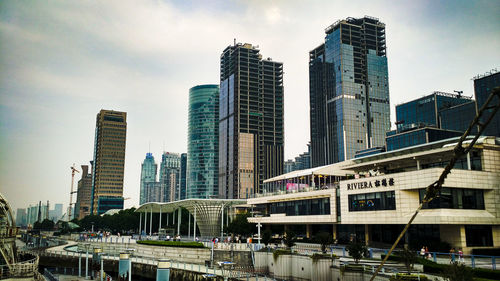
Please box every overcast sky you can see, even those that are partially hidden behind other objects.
[1,0,499,213]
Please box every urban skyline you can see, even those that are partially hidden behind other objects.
[1,0,499,211]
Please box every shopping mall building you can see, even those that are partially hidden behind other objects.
[247,136,500,254]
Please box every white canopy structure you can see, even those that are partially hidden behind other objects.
[135,199,246,239]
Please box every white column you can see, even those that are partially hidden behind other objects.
[177,208,181,236]
[188,212,191,238]
[144,210,148,235]
[467,152,471,170]
[167,212,169,226]
[193,207,197,241]
[159,205,162,233]
[221,205,224,241]
[139,213,142,234]
[149,207,153,236]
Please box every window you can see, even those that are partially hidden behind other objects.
[348,191,395,212]
[269,198,330,216]
[465,225,493,247]
[419,188,484,209]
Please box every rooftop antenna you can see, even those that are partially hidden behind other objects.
[454,90,463,98]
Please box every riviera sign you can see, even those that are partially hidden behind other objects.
[347,178,395,190]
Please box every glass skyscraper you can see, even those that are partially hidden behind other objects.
[219,43,284,199]
[140,152,157,204]
[474,70,500,137]
[180,153,187,200]
[310,16,390,166]
[187,85,219,199]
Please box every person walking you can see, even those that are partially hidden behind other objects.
[420,246,426,258]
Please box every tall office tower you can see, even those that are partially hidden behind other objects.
[90,110,127,215]
[309,16,390,166]
[187,85,219,199]
[474,70,500,137]
[140,153,158,204]
[180,153,187,200]
[15,208,26,227]
[52,203,63,221]
[75,164,92,219]
[144,182,162,202]
[219,42,284,199]
[159,152,181,202]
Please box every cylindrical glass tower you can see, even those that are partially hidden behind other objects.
[187,85,219,199]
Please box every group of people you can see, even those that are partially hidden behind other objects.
[420,246,432,259]
[421,246,465,263]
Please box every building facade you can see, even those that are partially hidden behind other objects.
[140,153,158,204]
[75,164,92,219]
[15,208,26,228]
[187,85,219,199]
[219,42,284,199]
[284,144,311,173]
[310,16,390,167]
[159,152,181,202]
[249,136,500,254]
[474,70,500,137]
[90,109,127,215]
[180,153,187,200]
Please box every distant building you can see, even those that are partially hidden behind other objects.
[387,91,475,152]
[75,164,92,219]
[15,208,26,227]
[310,16,390,167]
[187,85,219,199]
[50,203,63,221]
[144,182,163,202]
[219,42,284,199]
[140,153,158,204]
[90,110,127,215]
[474,69,500,137]
[180,153,187,200]
[159,152,181,202]
[284,144,311,173]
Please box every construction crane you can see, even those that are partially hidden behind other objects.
[68,164,80,221]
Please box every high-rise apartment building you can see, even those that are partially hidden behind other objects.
[310,16,390,166]
[219,42,284,199]
[180,153,187,200]
[90,110,127,215]
[140,153,158,204]
[15,208,26,227]
[474,70,500,137]
[187,85,219,199]
[75,164,92,219]
[159,152,181,202]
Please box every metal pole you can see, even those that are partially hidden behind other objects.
[177,208,181,236]
[144,210,148,235]
[85,249,89,279]
[79,252,82,277]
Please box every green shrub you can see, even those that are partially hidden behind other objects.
[390,273,429,281]
[137,240,205,248]
[272,249,291,261]
[311,253,335,262]
[472,267,500,280]
[346,242,367,264]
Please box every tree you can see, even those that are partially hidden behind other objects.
[445,262,473,281]
[262,229,272,247]
[284,231,296,249]
[225,213,254,236]
[40,219,55,230]
[346,241,367,264]
[316,232,333,254]
[398,247,417,274]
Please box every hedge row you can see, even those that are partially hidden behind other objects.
[137,240,205,248]
[381,255,500,280]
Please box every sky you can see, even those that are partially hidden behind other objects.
[1,0,499,213]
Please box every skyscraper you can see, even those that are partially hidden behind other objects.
[474,70,500,137]
[310,16,390,166]
[180,153,187,200]
[90,110,127,215]
[75,164,92,219]
[187,85,219,199]
[159,152,181,202]
[219,42,284,199]
[140,153,158,204]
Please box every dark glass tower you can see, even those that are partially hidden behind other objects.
[140,153,157,205]
[474,70,500,137]
[219,43,284,199]
[187,85,219,199]
[310,16,390,166]
[180,153,187,200]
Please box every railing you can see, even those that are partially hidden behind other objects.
[0,252,39,279]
